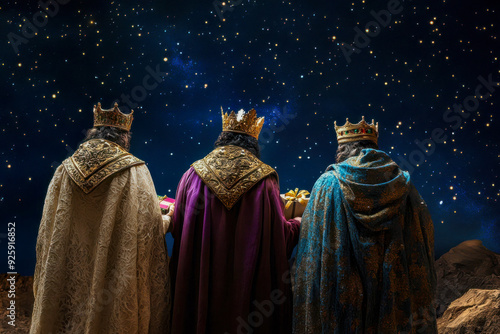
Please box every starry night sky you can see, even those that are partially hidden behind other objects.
[1,0,499,275]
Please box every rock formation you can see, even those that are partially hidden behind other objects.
[435,239,500,316]
[437,289,500,334]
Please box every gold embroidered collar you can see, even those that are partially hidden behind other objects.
[192,145,276,210]
[62,139,144,194]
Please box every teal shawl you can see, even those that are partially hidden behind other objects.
[293,149,437,333]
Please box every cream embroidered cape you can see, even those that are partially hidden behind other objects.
[30,144,171,334]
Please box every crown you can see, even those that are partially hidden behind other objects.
[93,102,134,131]
[334,116,379,144]
[221,107,265,139]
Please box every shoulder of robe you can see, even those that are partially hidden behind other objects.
[313,169,340,189]
[191,145,277,209]
[62,139,144,194]
[407,182,429,208]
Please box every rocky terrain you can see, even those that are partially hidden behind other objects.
[2,240,499,333]
[435,239,500,316]
[0,274,33,333]
[437,289,500,333]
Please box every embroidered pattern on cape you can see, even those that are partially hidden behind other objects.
[192,145,276,209]
[62,139,144,193]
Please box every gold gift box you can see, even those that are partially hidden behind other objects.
[280,188,310,220]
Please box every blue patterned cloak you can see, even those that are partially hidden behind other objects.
[293,149,437,333]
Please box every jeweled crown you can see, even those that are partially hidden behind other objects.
[334,116,379,144]
[221,107,265,139]
[93,102,134,131]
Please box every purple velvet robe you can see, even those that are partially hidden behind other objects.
[170,167,300,334]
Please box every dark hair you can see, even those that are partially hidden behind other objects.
[336,140,379,163]
[214,131,261,158]
[84,126,132,151]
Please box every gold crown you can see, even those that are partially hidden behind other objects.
[93,102,134,131]
[334,116,379,144]
[221,107,265,139]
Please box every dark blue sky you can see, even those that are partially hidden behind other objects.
[1,0,499,275]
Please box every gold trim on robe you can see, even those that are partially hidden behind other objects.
[62,139,144,194]
[192,145,277,210]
